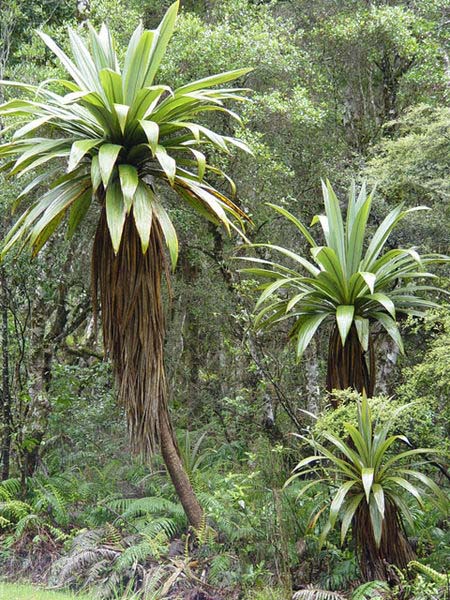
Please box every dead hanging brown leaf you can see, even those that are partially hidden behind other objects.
[92,208,170,455]
[326,324,375,406]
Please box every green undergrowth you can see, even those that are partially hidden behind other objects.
[0,583,92,600]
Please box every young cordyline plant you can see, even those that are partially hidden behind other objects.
[240,180,448,401]
[285,396,447,581]
[0,1,252,528]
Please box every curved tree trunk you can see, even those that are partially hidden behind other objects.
[354,501,415,581]
[92,209,203,529]
[327,324,375,406]
[159,409,203,529]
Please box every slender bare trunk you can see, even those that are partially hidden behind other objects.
[22,354,52,477]
[1,267,12,480]
[159,408,203,530]
[304,339,320,416]
[247,334,278,432]
[21,257,71,478]
[375,335,399,396]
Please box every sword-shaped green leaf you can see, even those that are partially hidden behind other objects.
[99,143,122,187]
[144,1,179,87]
[105,180,126,253]
[362,467,374,502]
[336,305,354,346]
[133,182,153,253]
[118,164,139,213]
[68,139,101,172]
[140,120,159,155]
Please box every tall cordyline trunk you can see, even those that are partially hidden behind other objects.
[327,323,375,406]
[92,207,203,529]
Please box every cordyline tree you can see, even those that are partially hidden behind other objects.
[287,397,447,580]
[241,181,448,402]
[0,2,252,528]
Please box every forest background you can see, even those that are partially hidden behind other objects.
[0,0,449,598]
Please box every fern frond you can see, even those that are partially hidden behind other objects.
[0,499,32,521]
[104,522,123,547]
[15,513,42,537]
[0,478,21,499]
[33,481,70,527]
[105,496,134,513]
[84,558,109,584]
[115,535,165,570]
[57,547,120,584]
[192,511,209,545]
[351,580,389,600]
[140,516,179,539]
[208,553,233,585]
[408,561,447,585]
[142,566,167,598]
[72,527,105,549]
[0,515,11,527]
[48,524,71,542]
[123,496,184,519]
